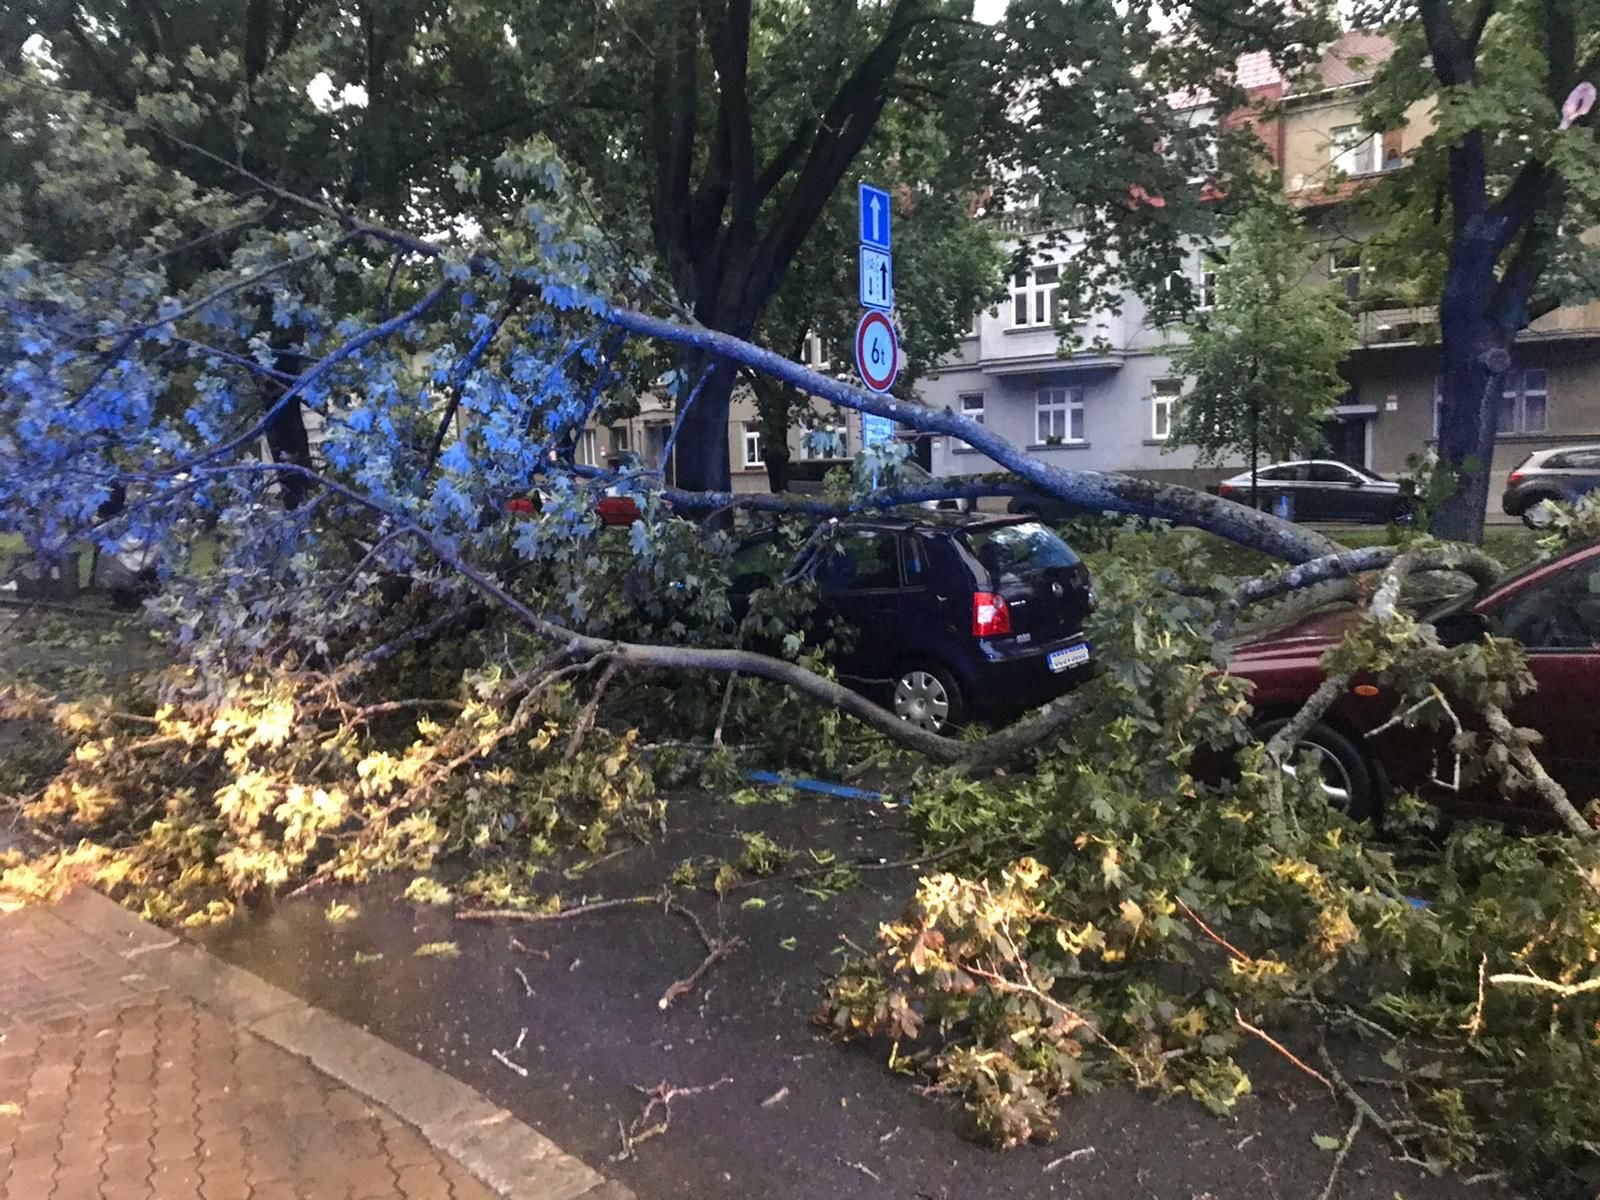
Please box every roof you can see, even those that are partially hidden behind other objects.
[1313,29,1395,90]
[1171,29,1397,110]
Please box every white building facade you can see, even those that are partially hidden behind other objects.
[918,227,1238,492]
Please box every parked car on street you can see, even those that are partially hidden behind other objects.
[1501,445,1600,526]
[1215,460,1410,524]
[1227,541,1600,819]
[731,516,1094,733]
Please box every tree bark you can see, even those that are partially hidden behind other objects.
[1430,232,1508,543]
[750,373,794,494]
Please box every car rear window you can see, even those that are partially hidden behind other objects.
[963,522,1079,585]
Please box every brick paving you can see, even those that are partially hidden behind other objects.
[0,906,498,1200]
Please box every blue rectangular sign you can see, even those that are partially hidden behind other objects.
[861,412,895,447]
[859,182,891,250]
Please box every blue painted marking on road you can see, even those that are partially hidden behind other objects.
[746,770,901,805]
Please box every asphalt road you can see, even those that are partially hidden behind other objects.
[203,791,1514,1200]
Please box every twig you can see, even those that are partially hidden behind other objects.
[1463,954,1487,1036]
[760,1087,790,1109]
[1316,1042,1410,1158]
[1316,1108,1365,1200]
[563,658,619,762]
[658,935,743,1010]
[513,966,533,997]
[491,1048,529,1078]
[456,893,660,922]
[839,1159,882,1183]
[1176,897,1252,963]
[1488,971,1600,997]
[1044,1147,1097,1172]
[610,1076,733,1163]
[1234,1009,1333,1095]
[509,936,551,960]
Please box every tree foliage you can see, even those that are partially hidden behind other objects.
[1168,203,1357,470]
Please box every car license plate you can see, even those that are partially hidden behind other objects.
[1048,643,1090,673]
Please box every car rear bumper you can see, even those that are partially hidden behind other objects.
[969,630,1093,713]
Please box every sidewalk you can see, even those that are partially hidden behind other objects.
[0,889,631,1200]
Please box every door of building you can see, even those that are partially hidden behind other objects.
[1322,414,1370,469]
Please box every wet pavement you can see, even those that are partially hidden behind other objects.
[200,791,1510,1200]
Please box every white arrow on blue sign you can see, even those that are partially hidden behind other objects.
[859,247,893,311]
[859,182,891,250]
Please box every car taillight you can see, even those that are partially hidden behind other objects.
[1217,482,1233,497]
[1507,470,1524,485]
[972,591,1012,638]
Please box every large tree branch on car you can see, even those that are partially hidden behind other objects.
[1261,551,1423,814]
[602,308,1340,565]
[197,461,1086,767]
[1482,704,1597,840]
[1213,543,1503,641]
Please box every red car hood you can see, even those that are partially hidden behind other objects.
[1228,607,1361,668]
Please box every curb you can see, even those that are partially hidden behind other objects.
[48,887,634,1200]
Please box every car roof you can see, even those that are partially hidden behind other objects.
[1527,443,1600,463]
[834,512,1034,535]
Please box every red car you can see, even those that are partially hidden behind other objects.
[1228,542,1600,819]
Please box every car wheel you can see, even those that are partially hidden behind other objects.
[891,662,966,735]
[1252,718,1376,821]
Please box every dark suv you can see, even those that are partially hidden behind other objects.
[732,516,1094,733]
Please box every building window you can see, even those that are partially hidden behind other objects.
[575,428,598,466]
[1151,378,1181,440]
[1036,387,1085,444]
[742,422,763,468]
[960,392,985,426]
[1330,247,1363,301]
[1165,256,1216,311]
[803,333,830,369]
[610,424,630,454]
[1501,368,1549,434]
[1011,262,1061,327]
[1433,369,1550,437]
[1331,125,1380,177]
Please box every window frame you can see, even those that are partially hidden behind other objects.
[1035,386,1085,444]
[742,422,763,469]
[1331,124,1380,177]
[1011,261,1063,328]
[959,392,985,427]
[1150,378,1181,440]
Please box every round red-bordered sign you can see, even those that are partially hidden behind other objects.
[854,309,899,393]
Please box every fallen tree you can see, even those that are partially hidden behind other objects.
[4,93,1599,1197]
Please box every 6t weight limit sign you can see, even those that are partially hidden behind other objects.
[854,309,899,394]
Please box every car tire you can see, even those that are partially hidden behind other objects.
[1251,718,1377,821]
[891,661,966,735]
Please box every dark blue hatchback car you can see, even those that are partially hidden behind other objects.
[732,516,1094,733]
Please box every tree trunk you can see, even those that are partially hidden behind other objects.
[750,373,794,494]
[1431,250,1507,544]
[672,355,737,496]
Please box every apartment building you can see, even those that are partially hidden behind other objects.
[579,334,856,492]
[926,30,1600,506]
[1286,33,1600,496]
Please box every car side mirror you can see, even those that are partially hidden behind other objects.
[1347,477,1365,488]
[1434,609,1491,648]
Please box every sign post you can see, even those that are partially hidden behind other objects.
[854,182,901,398]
